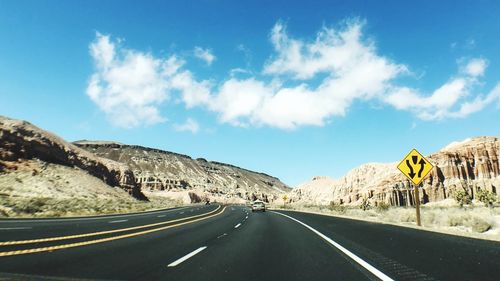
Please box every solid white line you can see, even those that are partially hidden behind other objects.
[109,219,128,224]
[0,227,32,230]
[167,246,207,267]
[234,223,241,229]
[272,211,394,281]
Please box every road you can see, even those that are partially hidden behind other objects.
[0,204,499,280]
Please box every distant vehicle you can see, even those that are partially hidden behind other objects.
[251,200,266,212]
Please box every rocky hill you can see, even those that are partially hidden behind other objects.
[291,137,500,206]
[0,116,146,200]
[74,141,290,203]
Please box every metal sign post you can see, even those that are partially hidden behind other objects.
[413,183,421,226]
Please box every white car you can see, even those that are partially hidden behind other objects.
[251,200,266,212]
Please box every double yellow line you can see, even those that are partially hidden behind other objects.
[0,206,225,257]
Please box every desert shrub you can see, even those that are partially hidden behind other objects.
[12,197,49,214]
[359,198,371,211]
[382,207,417,223]
[453,188,472,207]
[447,213,492,233]
[471,217,491,233]
[476,189,496,207]
[376,201,390,212]
[448,214,467,227]
[188,192,202,203]
[0,208,8,217]
[328,202,346,214]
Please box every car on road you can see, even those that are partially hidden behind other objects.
[251,200,266,212]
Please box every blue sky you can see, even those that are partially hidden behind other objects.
[1,0,499,186]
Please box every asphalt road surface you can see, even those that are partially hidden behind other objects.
[0,205,499,281]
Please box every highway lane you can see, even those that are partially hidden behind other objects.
[164,207,372,281]
[0,204,215,242]
[0,205,241,280]
[277,210,500,281]
[0,205,499,280]
[0,205,373,280]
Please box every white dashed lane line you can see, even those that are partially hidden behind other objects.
[157,215,166,218]
[234,223,241,229]
[108,219,128,224]
[167,246,207,267]
[0,227,32,230]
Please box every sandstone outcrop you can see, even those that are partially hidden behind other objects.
[291,137,500,206]
[0,116,146,200]
[74,141,290,202]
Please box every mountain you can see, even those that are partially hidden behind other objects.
[74,141,290,203]
[0,116,289,207]
[291,137,500,206]
[0,116,146,200]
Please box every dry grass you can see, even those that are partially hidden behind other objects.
[0,196,183,218]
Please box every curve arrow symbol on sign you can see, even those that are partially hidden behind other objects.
[418,158,426,177]
[406,159,416,179]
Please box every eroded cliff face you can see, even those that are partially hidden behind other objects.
[0,116,146,200]
[74,141,290,203]
[291,137,500,206]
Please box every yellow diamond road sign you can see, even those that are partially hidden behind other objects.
[397,149,434,185]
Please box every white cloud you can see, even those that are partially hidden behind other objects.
[263,20,406,80]
[174,118,200,133]
[450,83,500,117]
[208,20,406,129]
[463,58,487,77]
[210,78,271,126]
[170,71,211,108]
[87,33,170,128]
[87,22,500,130]
[194,47,215,65]
[385,78,467,116]
[87,33,211,128]
[229,68,252,76]
[384,57,498,120]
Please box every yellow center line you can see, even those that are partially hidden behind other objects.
[0,206,226,257]
[0,206,221,246]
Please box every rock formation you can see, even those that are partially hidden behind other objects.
[291,137,500,206]
[0,116,146,200]
[74,141,290,203]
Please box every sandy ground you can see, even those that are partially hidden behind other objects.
[0,160,181,218]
